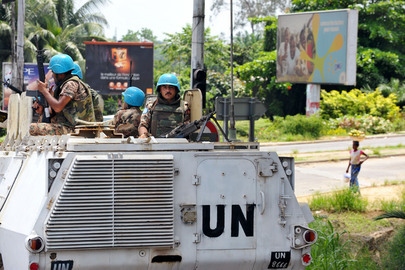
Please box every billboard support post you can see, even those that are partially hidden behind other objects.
[306,84,320,116]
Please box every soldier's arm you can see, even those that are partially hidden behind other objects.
[138,110,150,138]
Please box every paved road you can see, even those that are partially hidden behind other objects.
[292,155,405,197]
[260,134,405,154]
[258,134,405,197]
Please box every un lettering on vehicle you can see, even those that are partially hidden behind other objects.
[268,251,291,269]
[197,158,257,249]
[51,260,73,270]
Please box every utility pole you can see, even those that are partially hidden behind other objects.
[191,0,205,79]
[11,0,25,89]
[228,0,236,141]
[191,0,206,111]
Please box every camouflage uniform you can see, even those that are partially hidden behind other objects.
[30,76,95,136]
[139,94,190,137]
[88,87,104,122]
[112,107,142,138]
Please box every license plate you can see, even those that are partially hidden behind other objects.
[51,260,74,270]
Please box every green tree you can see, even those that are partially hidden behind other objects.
[121,28,157,43]
[375,78,405,108]
[232,31,263,65]
[156,25,230,103]
[232,15,307,117]
[210,0,290,34]
[24,0,109,62]
[0,4,14,64]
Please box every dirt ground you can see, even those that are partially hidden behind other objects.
[297,184,405,204]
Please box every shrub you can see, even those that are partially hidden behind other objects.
[278,114,325,139]
[327,115,394,135]
[320,89,400,121]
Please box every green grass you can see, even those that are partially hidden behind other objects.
[307,186,405,270]
[309,188,368,213]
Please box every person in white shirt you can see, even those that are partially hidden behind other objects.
[346,140,369,192]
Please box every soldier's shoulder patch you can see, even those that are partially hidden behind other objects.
[142,107,149,114]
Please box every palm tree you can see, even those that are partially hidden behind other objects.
[24,0,110,62]
[0,4,13,63]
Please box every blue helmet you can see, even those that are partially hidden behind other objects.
[72,63,83,79]
[156,73,180,93]
[122,86,145,107]
[48,54,75,74]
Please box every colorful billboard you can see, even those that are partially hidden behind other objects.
[84,41,154,95]
[277,9,358,85]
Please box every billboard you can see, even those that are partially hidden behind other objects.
[84,41,154,95]
[277,9,358,85]
[2,62,53,110]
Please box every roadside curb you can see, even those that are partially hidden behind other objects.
[294,152,405,164]
[259,133,405,147]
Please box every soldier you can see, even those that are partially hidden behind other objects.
[72,63,104,122]
[138,73,190,138]
[30,54,96,135]
[112,86,145,138]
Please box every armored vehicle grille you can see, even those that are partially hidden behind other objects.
[46,155,174,250]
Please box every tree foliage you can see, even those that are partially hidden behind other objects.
[155,25,231,102]
[121,28,157,42]
[1,0,109,63]
[210,0,290,34]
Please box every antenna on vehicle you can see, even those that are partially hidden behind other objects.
[128,61,133,87]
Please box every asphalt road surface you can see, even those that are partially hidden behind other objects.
[292,155,405,197]
[260,134,405,154]
[259,134,405,197]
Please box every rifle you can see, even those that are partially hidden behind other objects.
[161,111,229,142]
[36,48,51,123]
[2,79,23,94]
[1,79,23,123]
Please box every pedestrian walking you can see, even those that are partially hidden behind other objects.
[346,140,369,192]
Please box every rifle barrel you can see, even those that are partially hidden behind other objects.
[2,80,23,94]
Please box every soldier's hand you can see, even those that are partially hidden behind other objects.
[139,132,149,139]
[36,79,49,95]
[32,99,44,115]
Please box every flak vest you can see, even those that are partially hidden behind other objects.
[150,101,185,137]
[54,76,96,127]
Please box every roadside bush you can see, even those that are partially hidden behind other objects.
[238,115,326,142]
[276,114,325,139]
[328,115,394,134]
[320,89,400,121]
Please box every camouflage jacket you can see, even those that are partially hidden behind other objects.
[53,76,96,127]
[112,107,142,138]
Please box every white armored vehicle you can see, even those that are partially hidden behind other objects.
[0,93,316,269]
